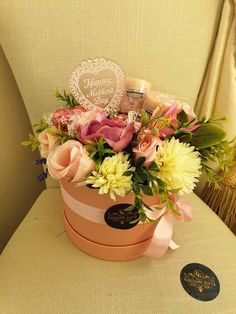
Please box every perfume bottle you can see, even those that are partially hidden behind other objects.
[119,78,151,114]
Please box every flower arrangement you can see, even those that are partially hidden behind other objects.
[22,88,235,224]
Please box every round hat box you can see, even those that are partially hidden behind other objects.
[61,180,159,261]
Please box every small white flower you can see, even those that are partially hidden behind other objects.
[86,153,133,200]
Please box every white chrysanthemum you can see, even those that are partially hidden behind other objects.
[154,138,201,194]
[86,153,133,200]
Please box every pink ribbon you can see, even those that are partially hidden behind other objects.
[144,199,192,258]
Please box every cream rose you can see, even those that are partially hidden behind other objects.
[47,140,95,182]
[38,129,59,158]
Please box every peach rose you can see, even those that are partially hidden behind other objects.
[38,129,59,158]
[47,140,95,182]
[133,131,162,167]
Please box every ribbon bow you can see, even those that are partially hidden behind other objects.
[144,197,192,258]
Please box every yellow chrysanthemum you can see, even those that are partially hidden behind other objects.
[86,153,133,200]
[154,138,201,194]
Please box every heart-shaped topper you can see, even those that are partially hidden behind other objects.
[69,57,126,116]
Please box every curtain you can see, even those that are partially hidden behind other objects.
[195,0,236,138]
[195,0,236,196]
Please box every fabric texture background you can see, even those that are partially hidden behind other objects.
[0,189,236,313]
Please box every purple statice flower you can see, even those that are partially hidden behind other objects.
[36,170,48,181]
[33,158,47,165]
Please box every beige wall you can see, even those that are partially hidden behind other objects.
[0,46,45,252]
[0,0,223,125]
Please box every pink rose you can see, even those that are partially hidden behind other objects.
[47,140,95,182]
[51,108,74,131]
[133,131,162,167]
[79,115,138,152]
[38,129,59,158]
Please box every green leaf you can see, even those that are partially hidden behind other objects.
[139,212,147,222]
[85,145,96,152]
[46,128,56,135]
[21,133,40,151]
[124,205,135,212]
[61,136,68,143]
[103,149,114,154]
[136,169,148,181]
[146,217,156,223]
[152,205,165,210]
[20,140,31,147]
[178,133,192,143]
[191,124,226,148]
[143,202,153,211]
[130,218,140,224]
[133,173,144,183]
[33,117,50,133]
[134,197,142,208]
[151,181,159,194]
[149,161,159,172]
[95,159,101,170]
[141,185,153,195]
[135,157,145,168]
[168,188,182,194]
[89,151,97,159]
[132,183,140,194]
[177,110,188,124]
[140,109,150,126]
[97,137,105,151]
[123,171,134,176]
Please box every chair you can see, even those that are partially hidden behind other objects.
[0,1,236,313]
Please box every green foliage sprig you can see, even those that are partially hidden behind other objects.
[46,127,73,143]
[21,133,40,151]
[33,117,50,133]
[85,138,115,169]
[174,114,235,185]
[124,157,180,223]
[199,138,236,186]
[21,116,51,150]
[55,89,78,108]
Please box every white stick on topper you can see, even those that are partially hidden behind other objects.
[69,57,126,116]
